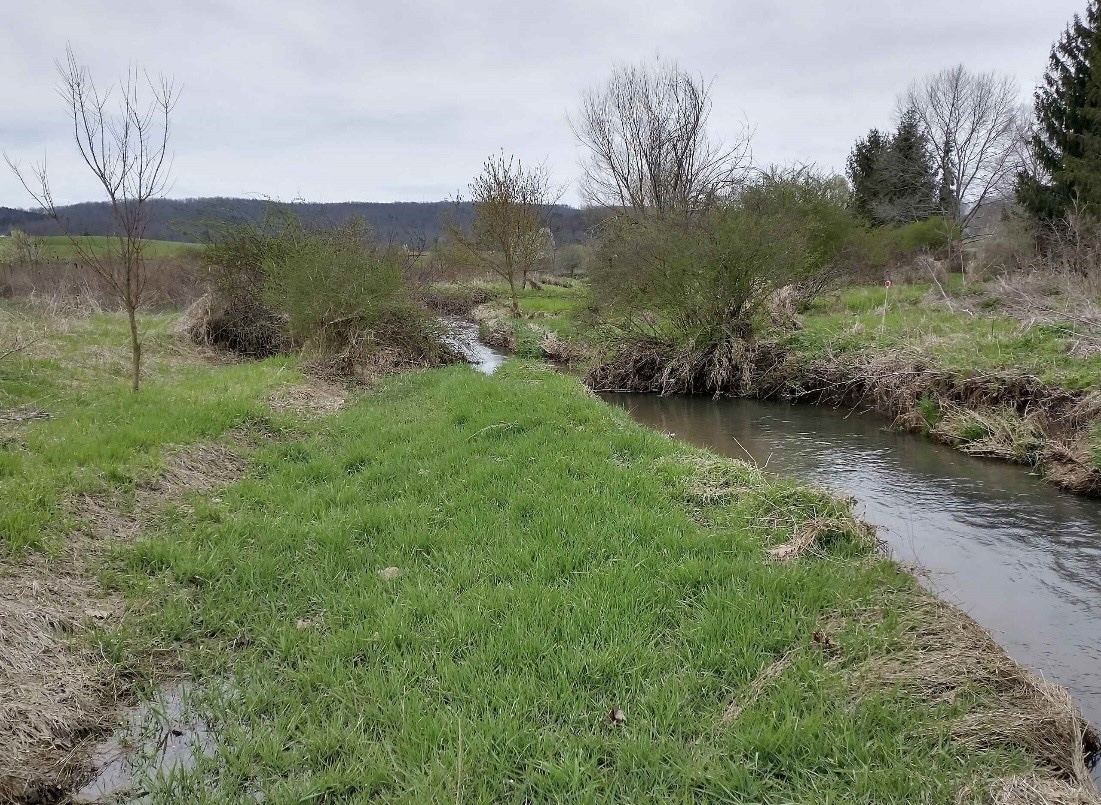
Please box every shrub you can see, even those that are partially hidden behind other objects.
[195,210,458,374]
[591,168,858,345]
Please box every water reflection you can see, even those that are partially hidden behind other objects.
[603,392,1101,730]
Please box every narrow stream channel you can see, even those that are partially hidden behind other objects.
[600,392,1101,744]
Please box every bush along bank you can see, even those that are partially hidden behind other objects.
[584,337,1101,497]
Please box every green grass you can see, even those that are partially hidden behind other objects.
[31,235,200,260]
[790,283,1101,391]
[99,364,1031,802]
[2,308,1041,800]
[0,304,292,553]
[492,278,1101,392]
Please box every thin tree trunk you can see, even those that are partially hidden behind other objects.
[126,302,141,392]
[508,276,520,316]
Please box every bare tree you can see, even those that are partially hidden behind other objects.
[900,65,1023,231]
[571,58,751,216]
[6,47,178,391]
[445,154,560,314]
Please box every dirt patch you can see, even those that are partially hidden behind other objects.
[268,381,348,418]
[0,407,51,426]
[0,441,249,804]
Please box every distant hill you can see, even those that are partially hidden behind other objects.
[0,198,597,246]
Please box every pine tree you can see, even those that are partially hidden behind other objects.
[847,112,939,226]
[878,108,940,225]
[846,129,888,224]
[1017,1,1101,221]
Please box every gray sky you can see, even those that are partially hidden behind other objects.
[0,0,1085,208]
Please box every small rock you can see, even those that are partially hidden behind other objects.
[378,567,402,581]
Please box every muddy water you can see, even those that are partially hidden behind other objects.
[601,392,1101,737]
[74,683,214,803]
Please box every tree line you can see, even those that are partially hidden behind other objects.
[0,197,594,247]
[848,0,1101,240]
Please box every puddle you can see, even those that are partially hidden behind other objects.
[440,317,506,375]
[73,683,215,803]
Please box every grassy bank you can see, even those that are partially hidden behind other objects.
[1,304,1097,802]
[490,279,1101,496]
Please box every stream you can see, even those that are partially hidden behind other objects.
[599,392,1101,743]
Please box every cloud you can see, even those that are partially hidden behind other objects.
[0,0,1085,207]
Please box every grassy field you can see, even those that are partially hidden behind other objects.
[790,282,1101,391]
[24,235,201,260]
[0,304,1087,801]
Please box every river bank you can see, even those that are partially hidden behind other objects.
[1,302,1098,802]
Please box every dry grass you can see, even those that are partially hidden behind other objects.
[267,381,348,419]
[1,258,202,311]
[933,404,1045,464]
[768,516,878,561]
[0,548,118,804]
[858,595,1100,797]
[960,775,1101,805]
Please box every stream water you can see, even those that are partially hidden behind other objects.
[599,392,1101,741]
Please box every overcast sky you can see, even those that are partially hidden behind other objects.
[0,0,1086,208]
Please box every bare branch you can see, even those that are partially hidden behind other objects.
[900,65,1024,230]
[6,46,178,391]
[571,58,752,217]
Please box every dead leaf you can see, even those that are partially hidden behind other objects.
[84,609,112,621]
[607,708,626,725]
[378,567,402,581]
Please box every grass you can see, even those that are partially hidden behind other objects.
[0,305,1064,800]
[29,235,200,260]
[0,302,292,553]
[791,282,1101,391]
[482,277,1101,392]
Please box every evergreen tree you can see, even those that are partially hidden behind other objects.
[846,111,939,226]
[1018,1,1101,221]
[846,129,888,224]
[878,108,940,224]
